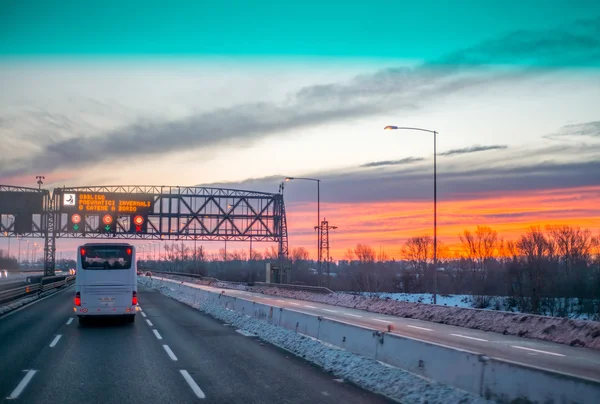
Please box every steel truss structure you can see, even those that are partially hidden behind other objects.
[317,218,337,287]
[0,185,289,277]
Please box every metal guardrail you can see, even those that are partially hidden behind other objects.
[0,275,75,305]
[146,270,333,294]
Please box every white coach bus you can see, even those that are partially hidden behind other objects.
[74,243,138,323]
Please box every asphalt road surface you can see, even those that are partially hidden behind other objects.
[166,278,600,383]
[0,284,393,404]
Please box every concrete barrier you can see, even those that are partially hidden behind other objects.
[147,276,600,404]
[376,332,484,395]
[481,356,600,403]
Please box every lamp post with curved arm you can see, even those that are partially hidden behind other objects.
[384,126,439,304]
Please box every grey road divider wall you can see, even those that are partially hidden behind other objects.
[0,275,75,305]
[148,276,600,404]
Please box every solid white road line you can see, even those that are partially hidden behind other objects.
[49,335,62,348]
[163,345,178,361]
[304,305,317,309]
[343,313,362,318]
[66,318,74,325]
[153,329,163,340]
[180,370,206,399]
[511,345,565,357]
[141,311,147,318]
[373,319,391,323]
[7,370,37,399]
[322,309,337,313]
[406,325,433,331]
[236,329,256,337]
[451,334,488,342]
[146,319,153,326]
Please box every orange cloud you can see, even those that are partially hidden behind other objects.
[285,185,600,260]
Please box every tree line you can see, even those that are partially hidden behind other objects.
[330,225,600,318]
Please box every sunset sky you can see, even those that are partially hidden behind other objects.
[1,1,599,260]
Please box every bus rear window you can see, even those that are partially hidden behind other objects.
[81,246,132,270]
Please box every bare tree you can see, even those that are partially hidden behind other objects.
[343,248,355,261]
[459,226,501,306]
[347,244,382,292]
[249,250,263,261]
[547,225,593,275]
[376,247,389,262]
[516,226,553,313]
[290,247,310,262]
[263,246,279,260]
[354,244,376,263]
[400,236,432,293]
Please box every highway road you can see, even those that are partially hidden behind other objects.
[0,284,392,404]
[171,278,600,383]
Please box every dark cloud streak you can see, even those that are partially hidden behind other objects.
[360,157,424,167]
[544,121,600,140]
[439,144,508,156]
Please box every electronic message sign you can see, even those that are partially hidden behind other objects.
[60,192,155,233]
[60,192,154,214]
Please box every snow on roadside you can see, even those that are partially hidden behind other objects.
[0,286,68,315]
[155,274,600,350]
[0,295,39,315]
[139,277,489,404]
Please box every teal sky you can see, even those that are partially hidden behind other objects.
[1,0,598,61]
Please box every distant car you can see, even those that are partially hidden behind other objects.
[145,271,152,276]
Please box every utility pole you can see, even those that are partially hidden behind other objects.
[316,218,337,288]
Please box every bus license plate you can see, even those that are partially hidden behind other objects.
[100,297,115,302]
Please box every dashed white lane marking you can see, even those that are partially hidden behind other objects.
[290,303,300,306]
[343,313,362,318]
[7,370,37,399]
[451,334,488,342]
[180,370,206,399]
[373,319,391,323]
[406,325,433,331]
[153,329,163,340]
[511,345,565,357]
[141,312,147,318]
[322,309,337,313]
[49,335,62,347]
[236,329,256,337]
[163,345,178,361]
[304,305,317,309]
[66,318,73,325]
[146,319,153,326]
[276,300,285,303]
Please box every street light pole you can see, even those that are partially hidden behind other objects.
[384,126,438,304]
[284,176,322,285]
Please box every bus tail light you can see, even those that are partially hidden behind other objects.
[74,292,81,306]
[132,291,138,306]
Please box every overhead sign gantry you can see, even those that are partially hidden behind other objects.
[0,185,289,277]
